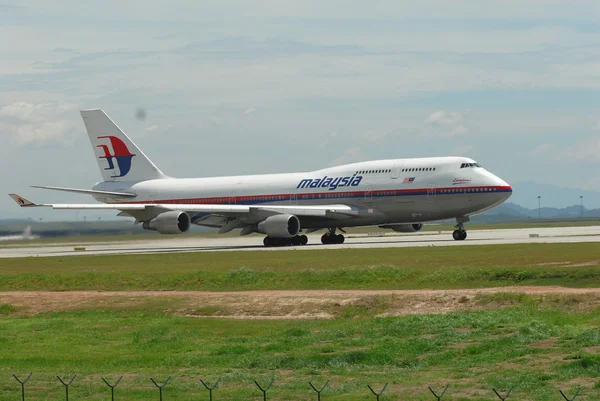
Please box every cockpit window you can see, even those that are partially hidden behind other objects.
[460,162,482,169]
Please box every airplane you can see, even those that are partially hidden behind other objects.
[10,109,512,246]
[0,226,39,241]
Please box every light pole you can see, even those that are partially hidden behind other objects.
[537,196,541,220]
[580,196,584,217]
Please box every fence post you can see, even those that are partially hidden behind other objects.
[200,378,221,401]
[308,380,329,401]
[102,376,123,401]
[428,385,449,401]
[367,383,388,401]
[57,375,76,401]
[254,378,274,401]
[12,373,32,401]
[150,377,171,401]
[559,388,580,401]
[492,387,514,401]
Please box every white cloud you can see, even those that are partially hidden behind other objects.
[330,147,366,166]
[564,139,600,163]
[318,132,339,149]
[582,176,600,191]
[144,124,160,132]
[452,145,476,155]
[425,110,461,126]
[531,140,600,164]
[362,129,390,142]
[0,102,79,145]
[530,143,558,156]
[424,110,468,137]
[243,107,256,115]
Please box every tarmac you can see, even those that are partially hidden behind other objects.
[0,225,599,258]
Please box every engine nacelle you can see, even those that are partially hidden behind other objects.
[379,223,423,233]
[143,211,191,234]
[257,214,300,238]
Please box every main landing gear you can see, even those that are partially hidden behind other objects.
[452,216,469,241]
[321,228,345,245]
[263,235,308,247]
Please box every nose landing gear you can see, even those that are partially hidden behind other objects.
[452,216,469,241]
[321,228,345,245]
[452,229,467,241]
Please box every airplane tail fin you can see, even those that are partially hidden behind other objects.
[80,109,168,183]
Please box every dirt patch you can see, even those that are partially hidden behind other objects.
[536,261,599,267]
[0,286,598,319]
[528,337,559,350]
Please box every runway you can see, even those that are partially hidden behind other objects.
[1,225,599,258]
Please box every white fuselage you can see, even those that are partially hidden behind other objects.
[92,156,512,229]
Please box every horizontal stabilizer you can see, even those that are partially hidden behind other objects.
[9,194,38,207]
[31,185,137,197]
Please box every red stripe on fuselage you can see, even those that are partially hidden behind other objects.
[111,185,512,205]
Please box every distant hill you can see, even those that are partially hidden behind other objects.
[510,181,600,210]
[475,202,600,222]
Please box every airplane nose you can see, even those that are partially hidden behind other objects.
[496,176,512,199]
[481,169,512,199]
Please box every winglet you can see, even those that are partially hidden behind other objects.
[8,194,39,207]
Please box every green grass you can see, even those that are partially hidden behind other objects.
[0,243,598,291]
[0,299,598,400]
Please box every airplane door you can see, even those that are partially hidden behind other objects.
[427,183,437,200]
[365,186,373,203]
[230,180,243,205]
[229,191,237,204]
[390,162,403,179]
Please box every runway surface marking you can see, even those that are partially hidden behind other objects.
[1,226,599,258]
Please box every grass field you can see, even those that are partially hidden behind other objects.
[0,242,598,400]
[0,243,598,291]
[0,295,598,400]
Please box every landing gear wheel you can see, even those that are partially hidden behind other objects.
[452,230,467,241]
[321,233,345,245]
[264,235,309,247]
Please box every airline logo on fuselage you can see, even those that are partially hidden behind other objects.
[453,178,471,185]
[96,136,136,178]
[297,174,363,191]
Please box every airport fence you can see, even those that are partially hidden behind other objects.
[9,373,586,401]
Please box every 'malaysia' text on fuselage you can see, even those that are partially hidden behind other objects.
[296,174,363,191]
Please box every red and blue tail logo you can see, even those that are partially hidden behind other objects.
[96,136,136,178]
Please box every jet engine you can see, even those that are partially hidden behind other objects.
[379,223,423,233]
[257,214,300,238]
[143,211,191,234]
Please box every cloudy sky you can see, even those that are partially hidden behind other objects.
[1,1,599,219]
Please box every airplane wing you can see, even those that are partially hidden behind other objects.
[9,193,363,231]
[30,185,137,197]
